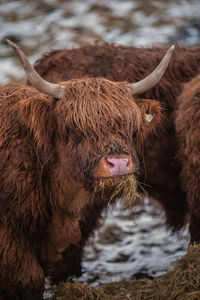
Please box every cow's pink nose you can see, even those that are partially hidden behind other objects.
[106,156,130,176]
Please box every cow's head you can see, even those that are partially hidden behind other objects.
[7,40,174,206]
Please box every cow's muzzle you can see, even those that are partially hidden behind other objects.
[94,154,135,178]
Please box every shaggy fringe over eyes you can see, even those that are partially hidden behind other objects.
[55,78,142,145]
[91,174,139,209]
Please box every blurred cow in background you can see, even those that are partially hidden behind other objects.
[176,74,200,244]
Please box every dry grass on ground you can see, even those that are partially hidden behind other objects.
[53,244,200,300]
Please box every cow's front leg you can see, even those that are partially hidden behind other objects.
[0,229,45,300]
[51,199,106,283]
[51,244,83,283]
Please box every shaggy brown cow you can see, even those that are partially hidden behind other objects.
[33,42,200,281]
[0,41,173,299]
[175,74,200,244]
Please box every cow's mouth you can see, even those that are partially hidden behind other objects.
[92,173,139,209]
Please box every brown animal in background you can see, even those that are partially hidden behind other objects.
[33,42,200,280]
[0,41,173,299]
[175,74,200,244]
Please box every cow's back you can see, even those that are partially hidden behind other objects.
[34,43,200,109]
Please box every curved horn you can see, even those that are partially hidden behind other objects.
[127,45,175,95]
[6,39,65,99]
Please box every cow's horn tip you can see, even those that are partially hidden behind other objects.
[6,39,13,45]
[6,39,18,49]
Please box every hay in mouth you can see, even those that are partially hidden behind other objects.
[92,174,141,209]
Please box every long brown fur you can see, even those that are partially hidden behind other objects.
[0,75,161,299]
[175,74,200,244]
[33,42,200,283]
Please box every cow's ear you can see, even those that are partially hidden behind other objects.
[19,96,55,163]
[136,99,163,139]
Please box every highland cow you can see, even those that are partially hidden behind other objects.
[175,74,200,244]
[31,42,200,284]
[0,41,173,299]
[34,43,200,244]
